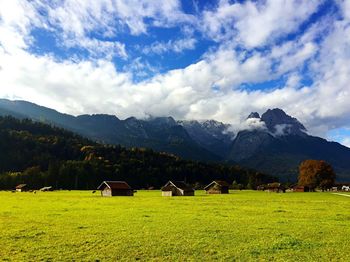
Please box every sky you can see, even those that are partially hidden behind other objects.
[0,0,350,146]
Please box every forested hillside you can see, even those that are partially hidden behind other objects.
[2,99,350,182]
[0,116,275,190]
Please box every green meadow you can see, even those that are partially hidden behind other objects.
[0,190,349,261]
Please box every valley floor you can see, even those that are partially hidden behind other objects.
[0,190,349,261]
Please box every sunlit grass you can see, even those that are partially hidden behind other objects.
[0,190,349,261]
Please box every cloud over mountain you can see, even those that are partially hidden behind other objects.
[0,0,350,146]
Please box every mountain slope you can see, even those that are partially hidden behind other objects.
[227,109,350,182]
[0,116,274,189]
[0,99,219,162]
[178,119,234,157]
[1,99,350,182]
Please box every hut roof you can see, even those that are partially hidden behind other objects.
[204,180,230,190]
[97,181,132,190]
[267,182,281,189]
[15,184,27,189]
[161,181,193,191]
[40,186,53,191]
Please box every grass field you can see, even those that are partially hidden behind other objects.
[0,190,349,261]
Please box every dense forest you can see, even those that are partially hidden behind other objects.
[0,116,276,190]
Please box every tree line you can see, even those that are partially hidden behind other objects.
[0,116,276,190]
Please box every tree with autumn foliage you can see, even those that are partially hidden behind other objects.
[298,160,336,191]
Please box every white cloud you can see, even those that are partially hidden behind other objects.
[125,57,159,79]
[67,38,128,60]
[341,137,350,148]
[46,0,193,36]
[338,0,350,20]
[0,0,194,59]
[44,0,190,59]
[0,0,44,52]
[240,117,267,132]
[201,0,322,48]
[272,124,292,136]
[1,33,349,140]
[143,38,197,55]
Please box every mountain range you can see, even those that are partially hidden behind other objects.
[1,98,349,182]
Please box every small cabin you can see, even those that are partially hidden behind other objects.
[97,181,134,197]
[342,185,350,192]
[161,181,194,196]
[40,186,53,192]
[15,184,27,192]
[204,180,230,194]
[293,185,310,192]
[266,183,285,193]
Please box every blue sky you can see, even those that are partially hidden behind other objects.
[0,0,349,147]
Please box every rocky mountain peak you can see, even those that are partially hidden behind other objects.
[247,112,260,119]
[261,108,307,135]
[124,117,144,130]
[149,116,177,126]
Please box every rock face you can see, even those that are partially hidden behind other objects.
[229,109,307,162]
[228,130,274,162]
[261,108,307,136]
[247,112,260,119]
[178,120,234,157]
[227,109,350,181]
[1,98,350,181]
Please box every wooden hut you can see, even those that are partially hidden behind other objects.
[204,180,230,194]
[266,183,285,193]
[161,181,194,196]
[293,185,310,192]
[256,185,266,191]
[97,181,134,197]
[40,186,53,192]
[15,184,27,192]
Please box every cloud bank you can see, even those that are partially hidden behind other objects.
[0,0,350,146]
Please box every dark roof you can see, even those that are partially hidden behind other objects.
[204,180,230,190]
[16,184,27,189]
[267,182,281,189]
[97,181,132,190]
[161,181,193,191]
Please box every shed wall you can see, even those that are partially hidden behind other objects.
[102,188,112,197]
[183,191,194,196]
[111,189,133,196]
[205,185,229,194]
[162,191,172,197]
[162,185,194,196]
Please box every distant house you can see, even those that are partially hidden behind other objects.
[97,181,134,197]
[161,181,194,196]
[293,185,310,192]
[15,184,27,192]
[257,185,266,191]
[40,186,53,192]
[341,185,350,192]
[266,183,285,193]
[204,180,230,194]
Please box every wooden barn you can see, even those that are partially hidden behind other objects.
[204,180,230,194]
[15,184,27,192]
[161,181,194,196]
[40,186,53,192]
[266,183,286,193]
[97,181,134,197]
[293,185,310,192]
